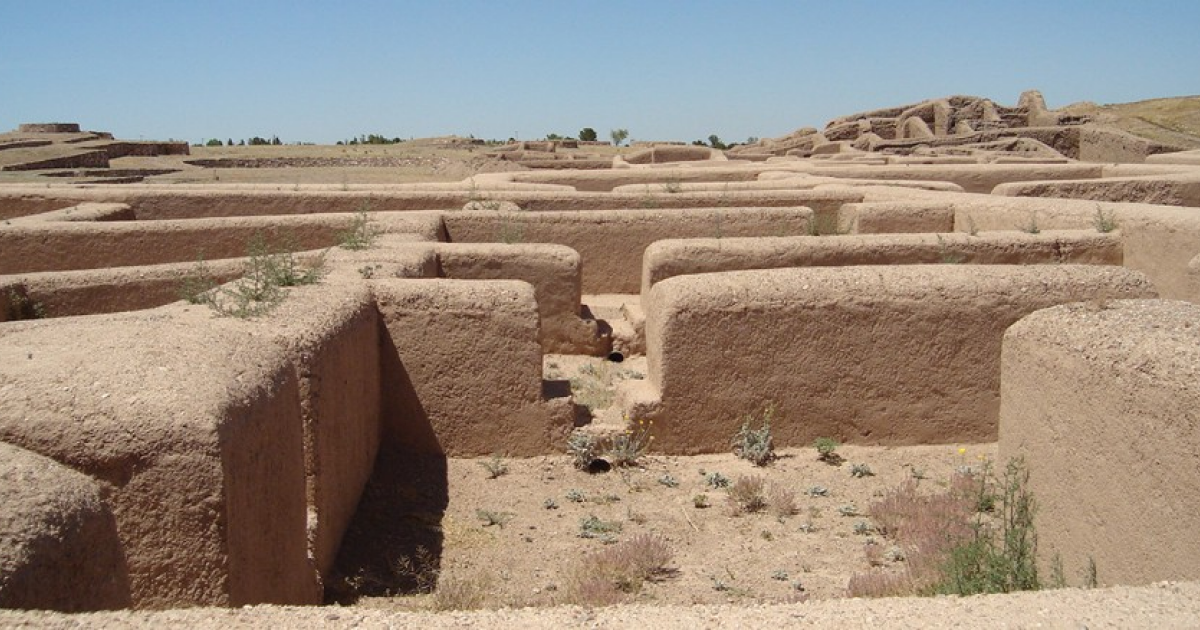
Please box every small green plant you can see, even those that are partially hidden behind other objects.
[838,504,860,517]
[936,234,966,264]
[1082,556,1098,589]
[807,485,829,497]
[179,257,218,305]
[5,288,46,321]
[207,233,327,318]
[853,520,875,535]
[357,263,382,279]
[814,437,842,464]
[732,403,776,466]
[565,489,586,503]
[727,475,768,514]
[1018,213,1041,234]
[567,432,599,470]
[604,417,653,467]
[661,176,683,193]
[771,570,789,581]
[543,498,559,510]
[579,514,623,541]
[338,204,379,250]
[658,473,679,488]
[850,463,875,478]
[1093,206,1118,233]
[479,454,508,479]
[475,509,513,528]
[704,471,732,489]
[807,212,847,236]
[693,493,711,508]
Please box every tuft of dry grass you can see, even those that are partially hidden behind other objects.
[727,475,768,514]
[431,570,491,611]
[563,533,674,606]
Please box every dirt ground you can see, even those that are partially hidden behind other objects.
[333,354,999,612]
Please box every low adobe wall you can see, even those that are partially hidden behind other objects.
[628,265,1156,453]
[809,163,1105,194]
[0,441,128,611]
[641,231,1122,297]
[444,207,814,294]
[992,174,1200,208]
[434,243,607,355]
[0,311,318,607]
[0,187,862,220]
[1,258,247,318]
[374,279,574,456]
[0,211,441,274]
[998,300,1200,586]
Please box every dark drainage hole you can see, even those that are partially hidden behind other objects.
[587,458,612,474]
[607,351,624,363]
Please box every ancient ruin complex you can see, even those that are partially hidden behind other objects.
[1,91,1199,624]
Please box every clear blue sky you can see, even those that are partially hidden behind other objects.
[2,1,1197,145]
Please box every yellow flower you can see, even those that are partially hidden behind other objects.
[958,447,967,456]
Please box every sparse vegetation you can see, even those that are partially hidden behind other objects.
[1093,206,1119,233]
[732,403,776,466]
[848,457,1043,598]
[1018,213,1041,234]
[476,509,514,528]
[5,288,46,320]
[850,463,875,478]
[814,437,841,464]
[564,533,673,606]
[703,470,732,489]
[200,234,326,318]
[579,514,623,542]
[479,455,509,479]
[727,475,768,514]
[605,417,654,467]
[338,204,380,250]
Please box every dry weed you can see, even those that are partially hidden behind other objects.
[564,533,674,606]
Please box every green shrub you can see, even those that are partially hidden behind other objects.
[732,403,776,466]
[338,204,379,250]
[814,437,841,463]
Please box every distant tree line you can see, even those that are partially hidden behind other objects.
[197,136,283,147]
[337,134,405,146]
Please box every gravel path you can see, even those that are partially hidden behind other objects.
[3,581,1197,629]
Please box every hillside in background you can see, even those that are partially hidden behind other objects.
[1062,96,1200,149]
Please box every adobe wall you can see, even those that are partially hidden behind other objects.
[808,163,1104,193]
[0,186,862,219]
[374,279,574,456]
[443,207,814,294]
[3,258,247,318]
[998,300,1200,586]
[0,441,129,611]
[246,272,383,581]
[0,212,441,275]
[0,312,318,607]
[434,243,607,354]
[992,174,1200,207]
[631,265,1156,453]
[640,231,1123,297]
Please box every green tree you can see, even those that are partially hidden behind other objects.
[610,128,629,147]
[579,127,597,142]
[707,134,727,150]
[204,138,223,147]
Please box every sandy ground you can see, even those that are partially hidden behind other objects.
[3,582,1198,629]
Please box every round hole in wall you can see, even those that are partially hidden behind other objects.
[607,351,625,363]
